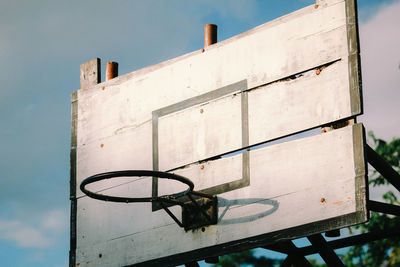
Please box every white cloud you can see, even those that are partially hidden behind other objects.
[0,209,68,248]
[40,209,69,233]
[0,221,51,248]
[359,0,400,141]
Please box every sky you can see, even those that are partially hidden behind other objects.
[0,0,399,266]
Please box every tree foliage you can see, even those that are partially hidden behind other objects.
[342,132,400,266]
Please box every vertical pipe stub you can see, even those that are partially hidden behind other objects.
[204,24,218,48]
[106,62,119,81]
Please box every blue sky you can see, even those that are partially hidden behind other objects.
[0,0,399,266]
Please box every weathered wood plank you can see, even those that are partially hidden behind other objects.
[75,124,367,266]
[75,57,352,196]
[248,58,350,145]
[75,122,152,198]
[80,58,100,89]
[158,92,242,171]
[73,1,364,266]
[157,57,352,170]
[75,1,353,148]
[346,0,363,115]
[161,155,243,195]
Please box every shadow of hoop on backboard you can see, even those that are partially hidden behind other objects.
[217,197,279,225]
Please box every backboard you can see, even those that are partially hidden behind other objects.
[70,0,367,266]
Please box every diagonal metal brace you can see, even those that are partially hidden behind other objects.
[307,234,345,266]
[368,200,400,216]
[367,145,400,193]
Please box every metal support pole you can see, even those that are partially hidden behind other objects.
[368,200,400,216]
[299,226,400,255]
[265,241,311,266]
[367,145,400,192]
[204,24,218,47]
[307,234,344,266]
[106,61,119,81]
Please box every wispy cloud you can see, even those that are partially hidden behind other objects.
[0,209,68,248]
[40,209,69,234]
[359,0,400,141]
[0,221,51,248]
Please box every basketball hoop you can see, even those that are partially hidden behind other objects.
[80,170,218,231]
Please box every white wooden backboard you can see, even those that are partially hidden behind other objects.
[70,0,367,266]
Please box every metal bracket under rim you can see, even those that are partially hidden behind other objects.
[159,191,218,231]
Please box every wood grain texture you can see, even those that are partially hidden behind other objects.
[158,93,242,171]
[346,0,363,115]
[75,124,367,266]
[75,122,152,198]
[247,58,350,146]
[74,58,352,197]
[74,1,355,148]
[80,58,100,89]
[72,0,364,265]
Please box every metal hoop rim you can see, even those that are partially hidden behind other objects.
[80,170,194,203]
